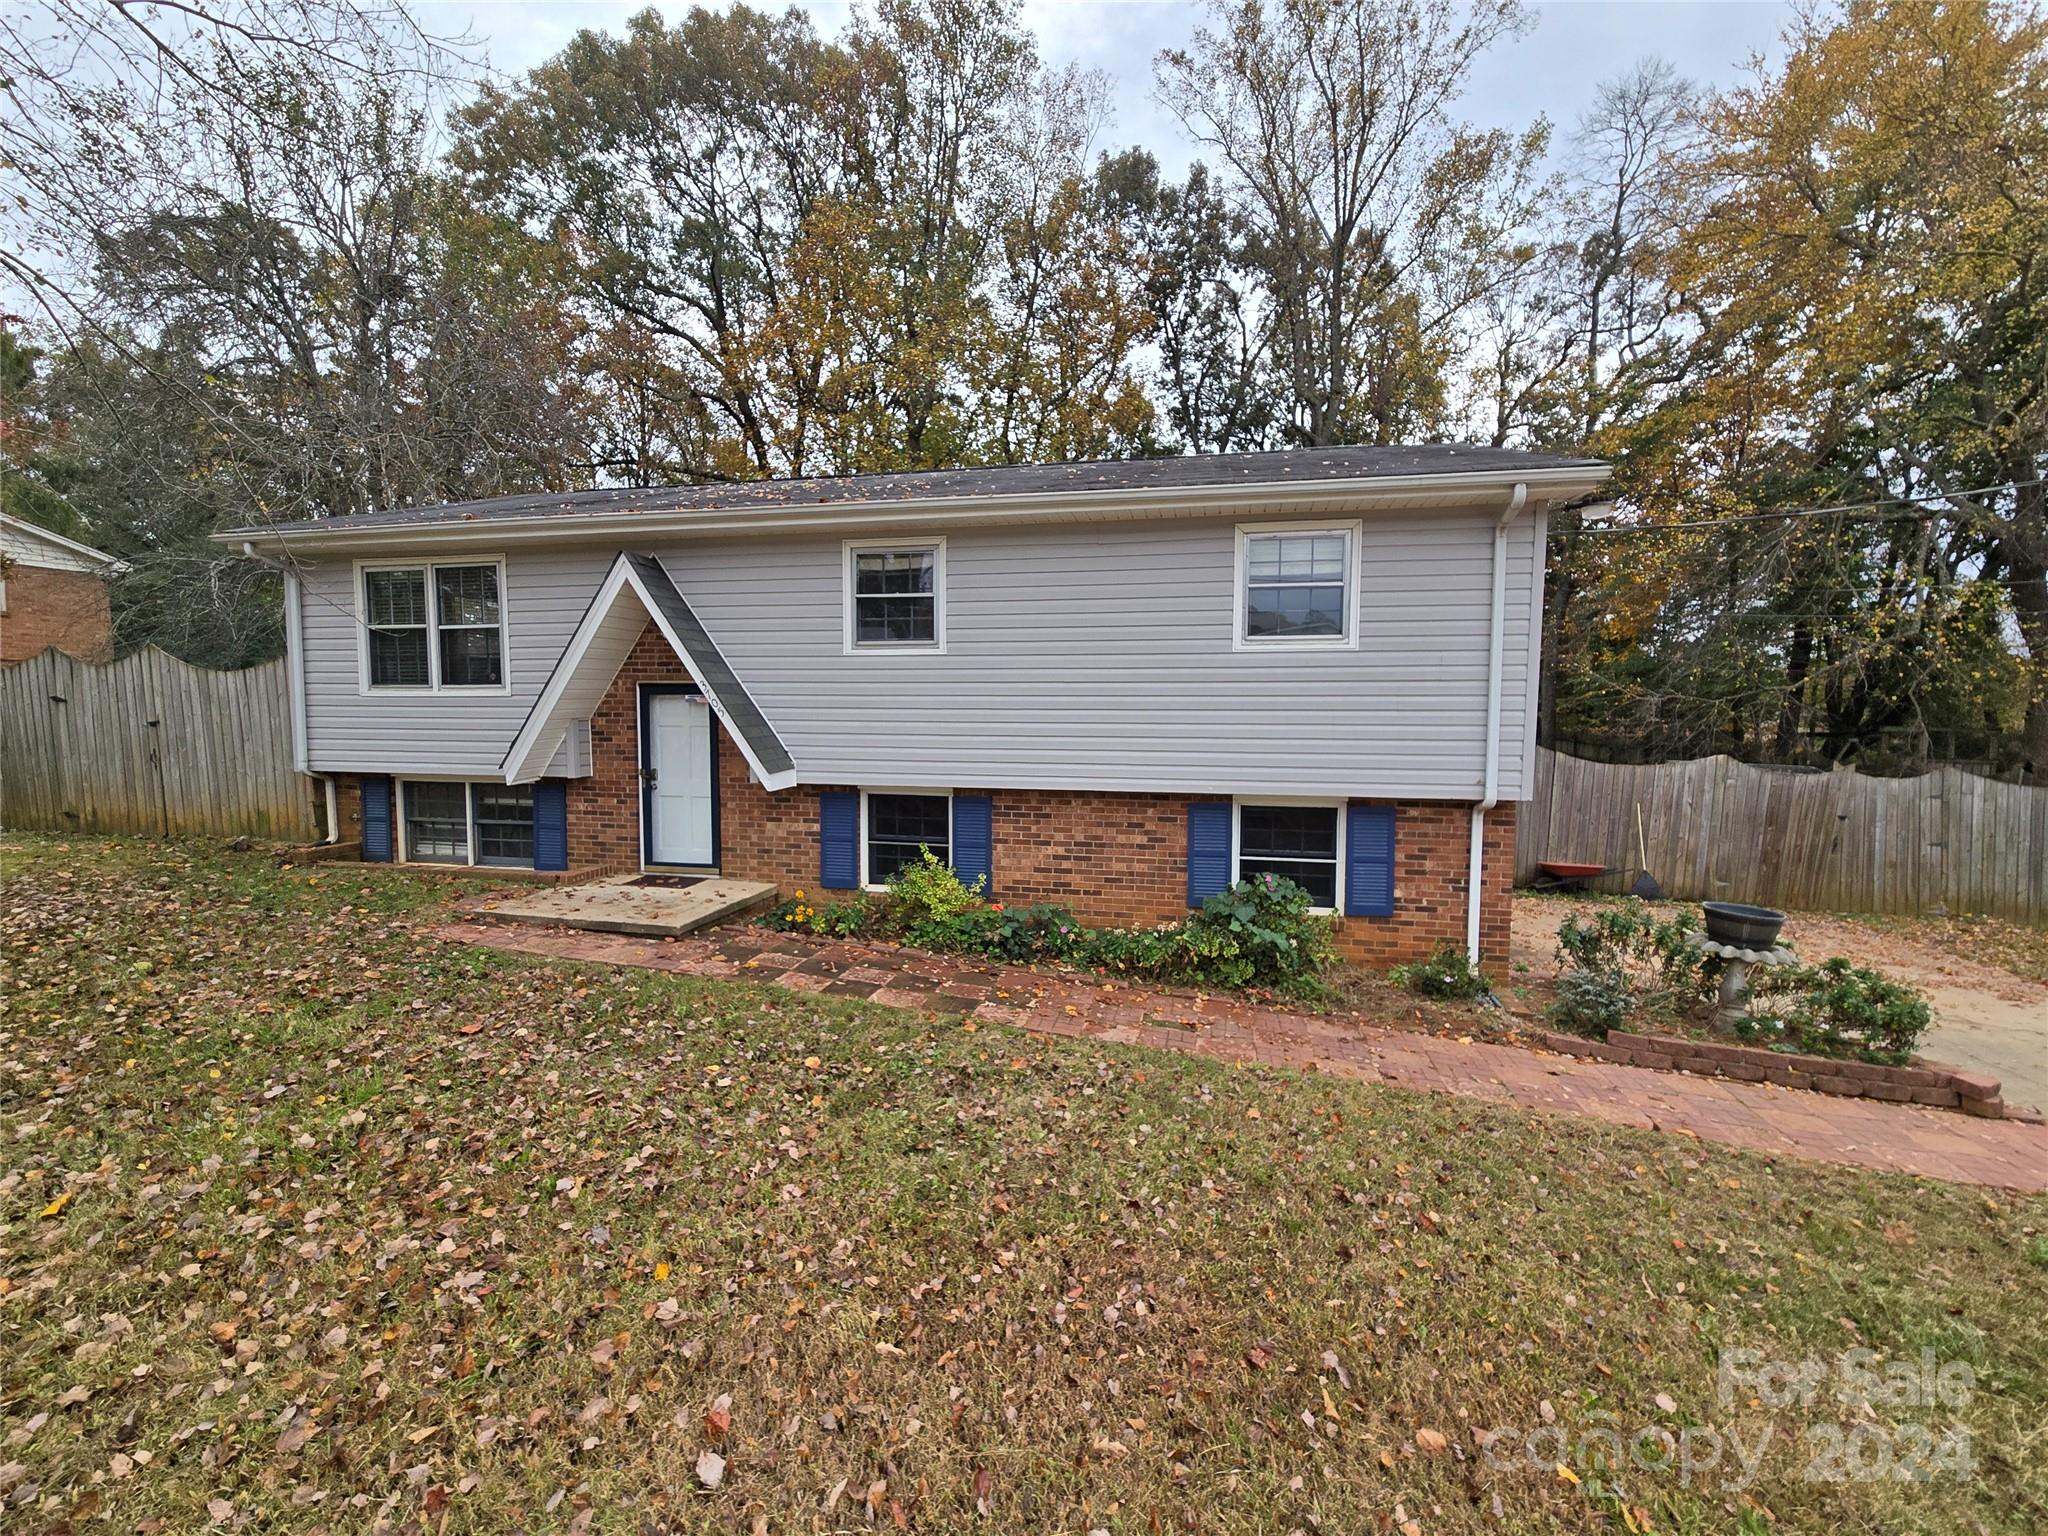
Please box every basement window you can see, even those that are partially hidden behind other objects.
[864,791,951,886]
[1235,802,1341,910]
[399,781,535,869]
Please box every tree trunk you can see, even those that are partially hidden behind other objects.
[2006,476,2048,777]
[1773,620,1813,761]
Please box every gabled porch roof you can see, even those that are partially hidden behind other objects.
[500,552,797,790]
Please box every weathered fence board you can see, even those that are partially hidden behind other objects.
[1,648,313,839]
[1517,749,2046,923]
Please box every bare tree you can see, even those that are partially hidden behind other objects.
[1155,0,1541,445]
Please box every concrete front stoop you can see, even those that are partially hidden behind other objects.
[466,874,779,938]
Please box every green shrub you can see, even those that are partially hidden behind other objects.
[1080,924,1180,977]
[886,848,984,925]
[1169,874,1336,994]
[1554,899,1716,1005]
[771,867,1337,998]
[908,901,1087,962]
[1549,967,1637,1037]
[1751,958,1930,1062]
[1387,940,1492,1001]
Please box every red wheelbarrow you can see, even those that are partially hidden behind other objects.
[1531,859,1615,894]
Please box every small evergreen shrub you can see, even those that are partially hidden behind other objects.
[1751,958,1931,1063]
[1549,967,1637,1037]
[908,901,1087,962]
[1387,940,1492,1001]
[1554,899,1716,1005]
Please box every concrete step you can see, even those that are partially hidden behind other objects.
[477,875,779,939]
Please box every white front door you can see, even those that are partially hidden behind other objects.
[646,690,715,866]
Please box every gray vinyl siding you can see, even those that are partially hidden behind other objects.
[297,507,1544,800]
[298,548,616,777]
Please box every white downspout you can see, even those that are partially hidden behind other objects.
[247,541,336,843]
[1469,483,1528,965]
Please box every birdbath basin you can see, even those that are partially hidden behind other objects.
[1702,901,1786,949]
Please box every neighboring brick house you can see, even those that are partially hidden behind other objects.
[224,448,1606,967]
[0,514,125,664]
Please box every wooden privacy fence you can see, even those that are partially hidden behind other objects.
[1516,749,2047,924]
[1,647,314,840]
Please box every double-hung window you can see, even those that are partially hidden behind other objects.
[1236,522,1358,648]
[1236,802,1342,910]
[399,781,535,868]
[864,791,950,885]
[362,560,506,690]
[845,539,944,651]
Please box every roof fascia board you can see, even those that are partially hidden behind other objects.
[2,514,129,571]
[220,465,1609,552]
[624,557,798,791]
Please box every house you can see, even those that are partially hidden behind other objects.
[0,513,126,665]
[222,447,1607,966]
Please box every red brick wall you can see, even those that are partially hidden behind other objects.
[0,562,115,664]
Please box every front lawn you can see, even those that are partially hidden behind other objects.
[3,838,2044,1533]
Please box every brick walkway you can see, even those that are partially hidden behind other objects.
[433,919,2048,1193]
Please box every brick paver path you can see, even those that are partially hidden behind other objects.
[434,919,2048,1193]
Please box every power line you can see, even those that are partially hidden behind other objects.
[1564,480,2041,536]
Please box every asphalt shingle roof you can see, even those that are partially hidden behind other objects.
[224,445,1604,537]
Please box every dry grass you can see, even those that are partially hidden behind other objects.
[3,838,2044,1534]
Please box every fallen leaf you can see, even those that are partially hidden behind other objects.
[1415,1427,1449,1454]
[695,1448,726,1489]
[703,1394,732,1441]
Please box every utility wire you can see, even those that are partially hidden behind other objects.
[1564,480,2041,535]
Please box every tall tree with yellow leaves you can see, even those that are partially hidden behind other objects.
[1628,0,2048,766]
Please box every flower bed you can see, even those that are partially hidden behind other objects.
[1527,1026,2024,1120]
[1536,898,1936,1066]
[766,853,1337,999]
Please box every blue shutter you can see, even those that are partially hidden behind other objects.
[360,776,393,863]
[1186,801,1232,907]
[533,781,568,871]
[819,791,859,889]
[951,794,993,895]
[1345,803,1396,917]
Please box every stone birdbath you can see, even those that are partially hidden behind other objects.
[1691,902,1796,1035]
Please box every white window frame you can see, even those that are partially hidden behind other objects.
[1233,520,1362,652]
[1231,795,1345,915]
[843,537,947,655]
[356,556,511,695]
[394,778,536,870]
[859,785,953,891]
[396,778,475,866]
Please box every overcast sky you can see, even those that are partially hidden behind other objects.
[415,0,1795,170]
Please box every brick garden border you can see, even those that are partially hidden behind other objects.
[1529,1027,2028,1121]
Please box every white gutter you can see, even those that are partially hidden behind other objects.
[214,466,1607,553]
[1469,482,1528,966]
